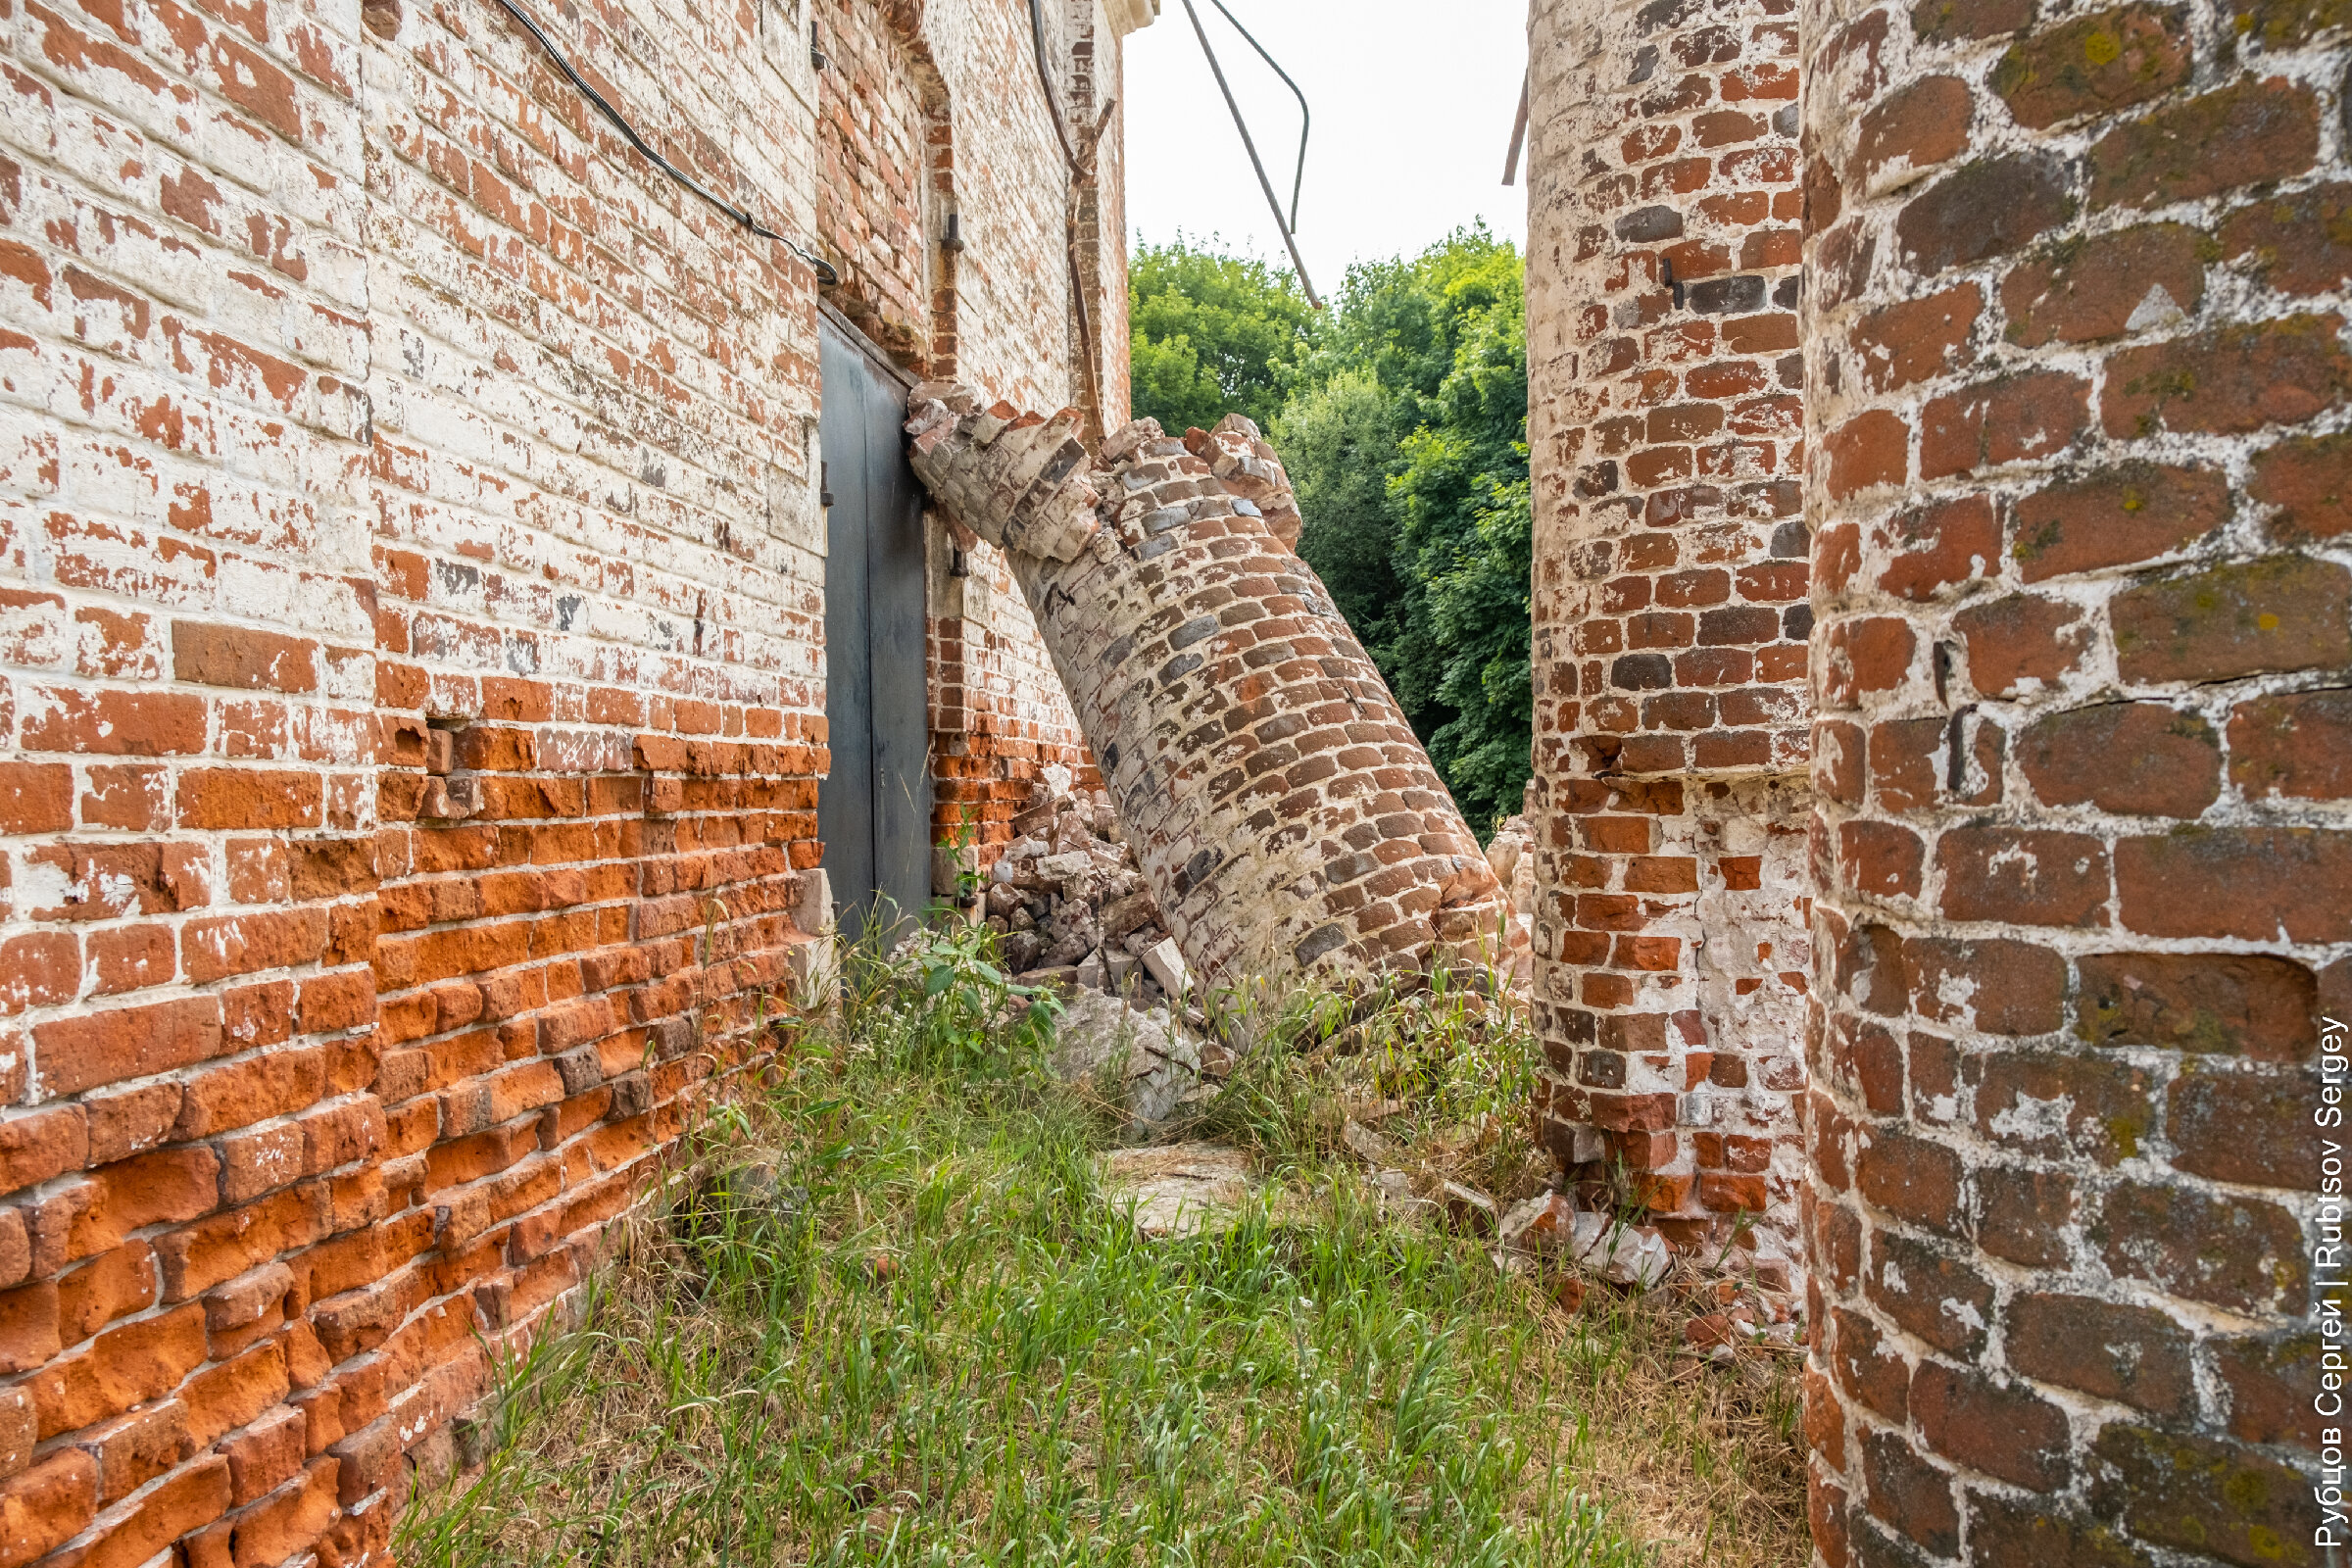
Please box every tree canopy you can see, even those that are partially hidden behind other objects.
[1128,238,1316,436]
[1127,227,1532,835]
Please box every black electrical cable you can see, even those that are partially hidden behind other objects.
[485,0,838,285]
[1178,0,1321,308]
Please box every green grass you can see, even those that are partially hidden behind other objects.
[398,931,1803,1567]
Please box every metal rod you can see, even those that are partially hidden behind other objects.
[1502,72,1530,186]
[1178,0,1322,309]
[1203,0,1309,233]
[1026,0,1104,434]
[1026,0,1082,170]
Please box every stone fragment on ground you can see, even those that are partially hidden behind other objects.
[1049,990,1206,1128]
[1441,1181,1499,1236]
[1567,1214,1672,1287]
[1101,1143,1256,1239]
[1370,1168,1438,1221]
[1497,1191,1577,1251]
[1340,1118,1400,1167]
[1679,1275,1804,1365]
[1139,936,1188,1000]
[1493,1190,1672,1286]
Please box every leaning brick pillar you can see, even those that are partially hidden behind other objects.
[1524,0,1813,1282]
[1800,0,2340,1558]
[905,386,1523,990]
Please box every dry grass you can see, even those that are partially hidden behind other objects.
[1553,1295,1806,1567]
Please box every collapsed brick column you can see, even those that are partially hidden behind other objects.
[1525,0,1813,1280]
[1801,0,2342,1559]
[906,386,1526,991]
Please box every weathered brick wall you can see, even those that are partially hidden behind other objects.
[357,8,837,1553]
[1532,0,2342,1549]
[1069,0,1134,432]
[821,0,945,368]
[959,0,1139,851]
[1799,0,2341,1559]
[0,0,391,1551]
[812,0,1121,868]
[1526,0,1813,1278]
[0,0,1135,1560]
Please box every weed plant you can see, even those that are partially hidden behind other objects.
[1186,965,1548,1196]
[399,930,1804,1568]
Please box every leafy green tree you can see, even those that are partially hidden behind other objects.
[1271,368,1404,655]
[1285,228,1532,833]
[1404,457,1532,830]
[1128,238,1314,435]
[1124,226,1533,834]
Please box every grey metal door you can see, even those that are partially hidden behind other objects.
[817,318,931,939]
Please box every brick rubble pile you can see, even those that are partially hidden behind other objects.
[981,778,1186,1005]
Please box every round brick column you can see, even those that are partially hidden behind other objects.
[1800,0,2342,1559]
[907,388,1523,991]
[1525,0,1814,1277]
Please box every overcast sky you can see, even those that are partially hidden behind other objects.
[1122,0,1531,301]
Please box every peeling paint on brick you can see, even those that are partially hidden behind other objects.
[0,0,1145,1559]
[1528,0,1814,1284]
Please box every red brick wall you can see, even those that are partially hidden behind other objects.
[931,551,1102,867]
[1526,0,1814,1279]
[1533,0,2341,1550]
[0,0,1135,1560]
[1800,0,2340,1558]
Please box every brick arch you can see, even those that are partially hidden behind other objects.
[814,0,957,375]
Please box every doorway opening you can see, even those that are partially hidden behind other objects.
[816,313,932,939]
